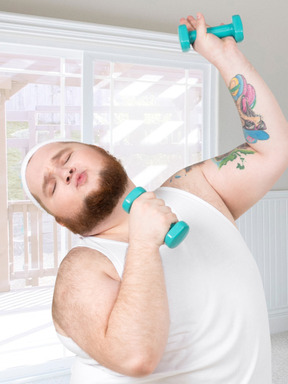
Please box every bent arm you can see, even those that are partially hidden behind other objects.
[178,14,288,218]
[53,193,174,377]
[104,242,169,375]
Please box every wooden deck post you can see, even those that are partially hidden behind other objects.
[0,90,10,292]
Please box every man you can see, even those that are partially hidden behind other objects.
[21,13,288,383]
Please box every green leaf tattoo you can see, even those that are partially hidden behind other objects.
[213,144,255,170]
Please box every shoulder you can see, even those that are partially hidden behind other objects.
[161,162,235,223]
[60,245,118,272]
[161,162,218,205]
[162,163,204,191]
[56,246,120,287]
[52,246,120,336]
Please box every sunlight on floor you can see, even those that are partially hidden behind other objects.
[0,287,73,382]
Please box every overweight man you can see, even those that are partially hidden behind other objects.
[21,13,288,383]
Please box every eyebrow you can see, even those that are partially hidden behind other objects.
[51,147,72,163]
[42,147,72,197]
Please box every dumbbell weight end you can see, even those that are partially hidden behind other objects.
[164,221,189,249]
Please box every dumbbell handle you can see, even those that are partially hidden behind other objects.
[178,15,244,52]
[122,187,189,249]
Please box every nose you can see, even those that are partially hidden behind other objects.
[63,167,76,184]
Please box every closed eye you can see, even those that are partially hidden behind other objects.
[52,181,57,195]
[64,153,72,164]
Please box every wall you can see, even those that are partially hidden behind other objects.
[0,0,287,188]
[237,191,288,333]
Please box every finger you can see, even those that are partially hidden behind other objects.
[222,35,236,43]
[195,12,208,38]
[187,15,197,30]
[170,213,178,223]
[179,17,186,26]
[162,210,178,226]
[179,17,194,31]
[139,191,156,201]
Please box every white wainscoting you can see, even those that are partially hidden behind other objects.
[237,191,288,334]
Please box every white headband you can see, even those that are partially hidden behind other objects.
[21,139,75,211]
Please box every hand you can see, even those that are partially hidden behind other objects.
[128,192,178,248]
[179,13,239,69]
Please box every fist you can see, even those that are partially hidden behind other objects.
[128,192,178,248]
[179,13,237,68]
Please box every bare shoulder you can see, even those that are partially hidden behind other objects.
[56,246,119,282]
[161,163,235,222]
[52,246,120,337]
[162,163,205,193]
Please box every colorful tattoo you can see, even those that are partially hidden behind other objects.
[169,165,194,182]
[213,143,255,170]
[229,74,269,144]
[184,165,193,173]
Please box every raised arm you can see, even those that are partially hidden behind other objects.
[176,14,288,219]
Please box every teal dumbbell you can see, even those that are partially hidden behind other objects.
[122,187,189,248]
[178,14,244,52]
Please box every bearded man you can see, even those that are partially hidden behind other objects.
[21,13,288,384]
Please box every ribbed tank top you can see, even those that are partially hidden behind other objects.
[57,187,272,383]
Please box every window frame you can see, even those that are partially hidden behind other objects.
[0,12,219,291]
[0,10,218,156]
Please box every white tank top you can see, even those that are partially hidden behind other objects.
[58,187,272,383]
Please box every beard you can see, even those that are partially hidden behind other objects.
[55,147,128,236]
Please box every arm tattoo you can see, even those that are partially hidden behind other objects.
[168,165,194,182]
[229,74,269,144]
[212,74,268,170]
[213,143,255,170]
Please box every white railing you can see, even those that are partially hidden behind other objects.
[8,200,76,288]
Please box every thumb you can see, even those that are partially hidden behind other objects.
[196,13,207,39]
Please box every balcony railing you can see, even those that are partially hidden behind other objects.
[8,200,77,289]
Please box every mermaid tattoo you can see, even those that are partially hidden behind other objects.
[213,75,269,170]
[229,74,270,144]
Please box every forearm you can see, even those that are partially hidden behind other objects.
[93,193,175,376]
[215,45,288,157]
[105,242,169,375]
[182,13,288,159]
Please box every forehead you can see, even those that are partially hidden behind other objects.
[28,142,74,170]
[25,142,81,192]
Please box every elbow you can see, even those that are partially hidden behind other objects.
[124,351,161,377]
[123,333,168,377]
[127,361,156,378]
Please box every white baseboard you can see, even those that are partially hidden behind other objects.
[0,357,73,384]
[269,310,288,334]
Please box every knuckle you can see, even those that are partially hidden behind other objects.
[144,192,156,199]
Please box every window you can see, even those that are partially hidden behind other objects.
[0,12,218,382]
[92,61,205,190]
[5,53,82,289]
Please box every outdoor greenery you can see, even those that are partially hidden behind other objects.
[7,122,29,200]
